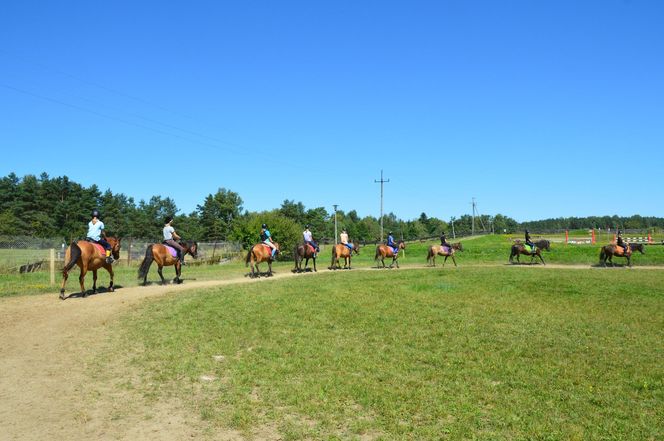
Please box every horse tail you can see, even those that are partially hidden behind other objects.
[374,245,380,260]
[137,245,154,279]
[63,241,81,274]
[245,247,253,267]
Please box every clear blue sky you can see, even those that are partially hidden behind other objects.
[1,0,662,222]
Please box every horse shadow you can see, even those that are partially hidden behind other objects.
[245,271,276,278]
[62,284,124,300]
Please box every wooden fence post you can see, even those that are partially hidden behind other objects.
[50,248,55,285]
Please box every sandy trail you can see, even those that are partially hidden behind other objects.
[0,263,661,440]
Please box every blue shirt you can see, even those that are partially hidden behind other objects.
[387,235,396,246]
[87,220,104,241]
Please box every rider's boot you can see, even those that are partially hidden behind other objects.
[105,250,114,264]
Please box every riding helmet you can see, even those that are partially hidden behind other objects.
[262,223,267,229]
[165,216,174,224]
[92,209,100,218]
[305,224,310,229]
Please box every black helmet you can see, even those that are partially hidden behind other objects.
[441,231,446,235]
[525,229,529,233]
[262,223,267,229]
[92,209,100,218]
[388,231,393,235]
[165,216,173,224]
[305,224,310,229]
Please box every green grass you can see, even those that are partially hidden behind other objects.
[103,267,664,440]
[1,235,663,298]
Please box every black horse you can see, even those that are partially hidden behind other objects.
[599,243,645,267]
[509,239,550,265]
[294,242,318,272]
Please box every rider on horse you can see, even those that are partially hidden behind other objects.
[440,231,451,251]
[303,224,319,257]
[525,229,535,253]
[387,231,398,254]
[261,224,279,259]
[616,230,629,255]
[163,216,186,265]
[86,209,113,264]
[340,228,353,250]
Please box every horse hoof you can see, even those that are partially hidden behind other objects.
[83,291,88,298]
[109,287,115,292]
[59,291,65,300]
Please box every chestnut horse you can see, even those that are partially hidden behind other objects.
[246,242,280,277]
[294,242,318,273]
[60,237,121,300]
[375,241,406,268]
[329,241,360,270]
[599,243,644,267]
[426,242,463,267]
[137,241,198,285]
[509,239,550,265]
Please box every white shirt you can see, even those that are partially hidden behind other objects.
[303,230,312,242]
[163,225,175,240]
[87,220,104,241]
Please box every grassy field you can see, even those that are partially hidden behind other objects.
[1,234,663,298]
[100,267,664,440]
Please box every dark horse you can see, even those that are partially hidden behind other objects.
[246,242,280,278]
[329,241,361,270]
[60,237,121,300]
[509,239,550,265]
[138,241,198,285]
[294,242,318,272]
[426,242,463,267]
[599,243,644,267]
[375,241,406,268]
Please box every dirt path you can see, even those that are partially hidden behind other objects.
[1,263,661,440]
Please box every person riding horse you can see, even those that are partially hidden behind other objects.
[261,223,279,259]
[616,230,630,256]
[303,224,319,257]
[387,231,399,254]
[440,231,451,251]
[525,229,535,253]
[86,209,113,264]
[163,216,186,265]
[340,228,354,251]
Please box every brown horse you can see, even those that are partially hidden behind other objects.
[599,243,644,267]
[329,241,360,270]
[60,237,121,300]
[426,242,463,267]
[294,242,318,273]
[137,241,198,285]
[509,239,550,265]
[375,241,406,268]
[246,242,280,277]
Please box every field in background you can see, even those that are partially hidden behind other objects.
[98,267,664,440]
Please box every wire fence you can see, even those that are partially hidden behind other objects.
[0,237,243,274]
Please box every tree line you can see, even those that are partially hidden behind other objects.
[1,173,661,253]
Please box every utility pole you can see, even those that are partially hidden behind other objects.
[374,170,390,242]
[451,217,456,239]
[471,198,476,236]
[333,204,338,245]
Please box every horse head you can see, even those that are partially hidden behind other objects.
[108,237,121,259]
[188,241,199,259]
[398,240,406,250]
[352,241,361,255]
[453,242,464,252]
[631,243,645,254]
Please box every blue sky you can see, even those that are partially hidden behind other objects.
[1,0,662,222]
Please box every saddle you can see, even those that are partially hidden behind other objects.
[306,243,316,254]
[440,245,451,254]
[163,244,178,258]
[617,245,631,256]
[262,244,273,252]
[91,243,106,256]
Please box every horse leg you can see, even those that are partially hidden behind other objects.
[395,257,399,269]
[92,269,98,293]
[538,252,545,266]
[174,261,181,284]
[60,268,70,300]
[106,264,115,291]
[443,255,447,267]
[451,255,457,267]
[157,265,166,284]
[268,260,273,276]
[79,266,88,297]
[313,256,317,272]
